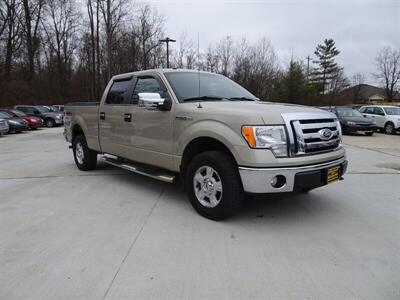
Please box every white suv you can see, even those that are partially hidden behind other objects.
[359,105,400,134]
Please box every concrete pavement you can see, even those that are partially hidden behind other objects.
[0,128,399,299]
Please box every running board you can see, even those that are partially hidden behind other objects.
[100,156,175,183]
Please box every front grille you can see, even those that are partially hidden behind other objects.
[282,112,342,156]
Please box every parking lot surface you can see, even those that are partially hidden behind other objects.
[1,128,399,300]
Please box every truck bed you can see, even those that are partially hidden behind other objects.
[64,102,101,152]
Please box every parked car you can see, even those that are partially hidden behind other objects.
[359,105,400,134]
[14,105,64,127]
[0,111,28,133]
[64,69,347,220]
[0,118,9,136]
[325,106,376,135]
[0,108,43,129]
[53,105,64,113]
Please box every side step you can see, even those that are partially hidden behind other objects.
[101,155,176,183]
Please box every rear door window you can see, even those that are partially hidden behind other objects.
[105,78,135,105]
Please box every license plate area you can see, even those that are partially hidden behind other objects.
[326,165,341,183]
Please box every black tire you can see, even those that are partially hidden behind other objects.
[45,118,55,127]
[72,134,98,171]
[185,151,244,220]
[365,132,374,136]
[384,122,395,134]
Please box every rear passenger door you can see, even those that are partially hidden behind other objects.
[98,76,136,156]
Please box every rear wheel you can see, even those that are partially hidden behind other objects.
[72,134,98,171]
[185,151,244,220]
[384,122,395,134]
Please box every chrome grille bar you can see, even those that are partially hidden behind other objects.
[281,112,342,157]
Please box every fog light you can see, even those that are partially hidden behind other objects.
[271,175,286,188]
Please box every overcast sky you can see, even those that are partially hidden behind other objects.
[145,0,399,85]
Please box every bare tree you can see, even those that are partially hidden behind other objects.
[216,35,233,76]
[100,0,128,80]
[136,4,164,69]
[2,0,22,80]
[374,46,400,101]
[21,0,44,80]
[42,0,79,97]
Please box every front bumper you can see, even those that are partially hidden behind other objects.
[343,124,376,132]
[55,118,64,124]
[239,156,347,193]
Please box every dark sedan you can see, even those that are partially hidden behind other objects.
[0,111,29,133]
[328,107,376,135]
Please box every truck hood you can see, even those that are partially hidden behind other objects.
[184,101,328,124]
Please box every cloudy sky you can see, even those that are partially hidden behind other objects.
[146,0,399,85]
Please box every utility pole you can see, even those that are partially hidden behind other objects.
[306,55,311,82]
[159,37,176,68]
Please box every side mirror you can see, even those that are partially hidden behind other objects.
[138,93,165,109]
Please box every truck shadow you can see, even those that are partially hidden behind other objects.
[96,161,338,224]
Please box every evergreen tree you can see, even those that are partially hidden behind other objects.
[311,38,342,95]
[276,59,308,103]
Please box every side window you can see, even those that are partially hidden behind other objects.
[374,108,384,115]
[131,76,166,104]
[364,107,374,114]
[105,78,134,105]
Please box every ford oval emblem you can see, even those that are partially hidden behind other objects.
[319,128,333,140]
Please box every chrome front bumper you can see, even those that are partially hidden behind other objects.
[239,156,347,193]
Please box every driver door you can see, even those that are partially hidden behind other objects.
[129,75,174,170]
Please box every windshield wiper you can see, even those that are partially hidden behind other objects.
[182,95,226,102]
[228,97,257,101]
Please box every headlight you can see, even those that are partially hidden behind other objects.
[9,120,19,124]
[347,121,356,126]
[242,125,288,157]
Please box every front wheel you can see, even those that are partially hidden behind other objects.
[72,134,98,171]
[365,132,374,136]
[384,122,395,134]
[45,118,55,127]
[185,151,244,220]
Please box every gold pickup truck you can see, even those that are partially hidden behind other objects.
[64,69,347,220]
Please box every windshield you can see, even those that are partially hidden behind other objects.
[336,108,363,117]
[0,111,11,118]
[11,109,26,117]
[164,72,258,102]
[384,107,400,115]
[37,106,50,113]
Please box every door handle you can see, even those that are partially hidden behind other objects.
[100,112,105,120]
[124,113,132,122]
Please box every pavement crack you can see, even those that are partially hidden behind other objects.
[101,185,166,300]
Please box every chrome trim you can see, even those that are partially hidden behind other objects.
[101,155,175,183]
[238,156,347,193]
[281,112,342,157]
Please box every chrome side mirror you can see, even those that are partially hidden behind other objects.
[138,93,165,109]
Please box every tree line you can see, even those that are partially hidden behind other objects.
[1,0,399,107]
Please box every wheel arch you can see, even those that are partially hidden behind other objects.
[180,136,237,177]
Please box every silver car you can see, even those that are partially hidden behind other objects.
[0,118,9,136]
[359,105,400,134]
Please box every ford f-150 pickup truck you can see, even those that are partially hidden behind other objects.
[64,69,347,220]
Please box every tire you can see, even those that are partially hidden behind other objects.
[365,132,374,136]
[384,122,395,134]
[45,118,55,127]
[185,151,244,220]
[72,134,98,171]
